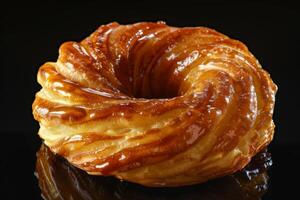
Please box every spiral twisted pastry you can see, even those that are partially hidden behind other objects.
[33,22,277,187]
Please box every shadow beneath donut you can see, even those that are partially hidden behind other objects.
[35,145,271,200]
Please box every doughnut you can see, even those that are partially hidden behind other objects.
[32,22,277,187]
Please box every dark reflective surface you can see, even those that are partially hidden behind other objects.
[35,144,272,200]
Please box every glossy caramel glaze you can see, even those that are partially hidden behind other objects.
[35,144,271,200]
[32,22,277,187]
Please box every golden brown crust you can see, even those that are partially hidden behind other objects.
[32,22,277,187]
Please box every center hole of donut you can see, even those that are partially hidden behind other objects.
[116,71,180,99]
[132,85,179,99]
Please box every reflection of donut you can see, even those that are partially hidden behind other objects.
[32,22,277,187]
[35,144,270,200]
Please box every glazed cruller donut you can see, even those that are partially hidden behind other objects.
[32,22,277,187]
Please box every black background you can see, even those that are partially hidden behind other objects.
[1,0,299,199]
